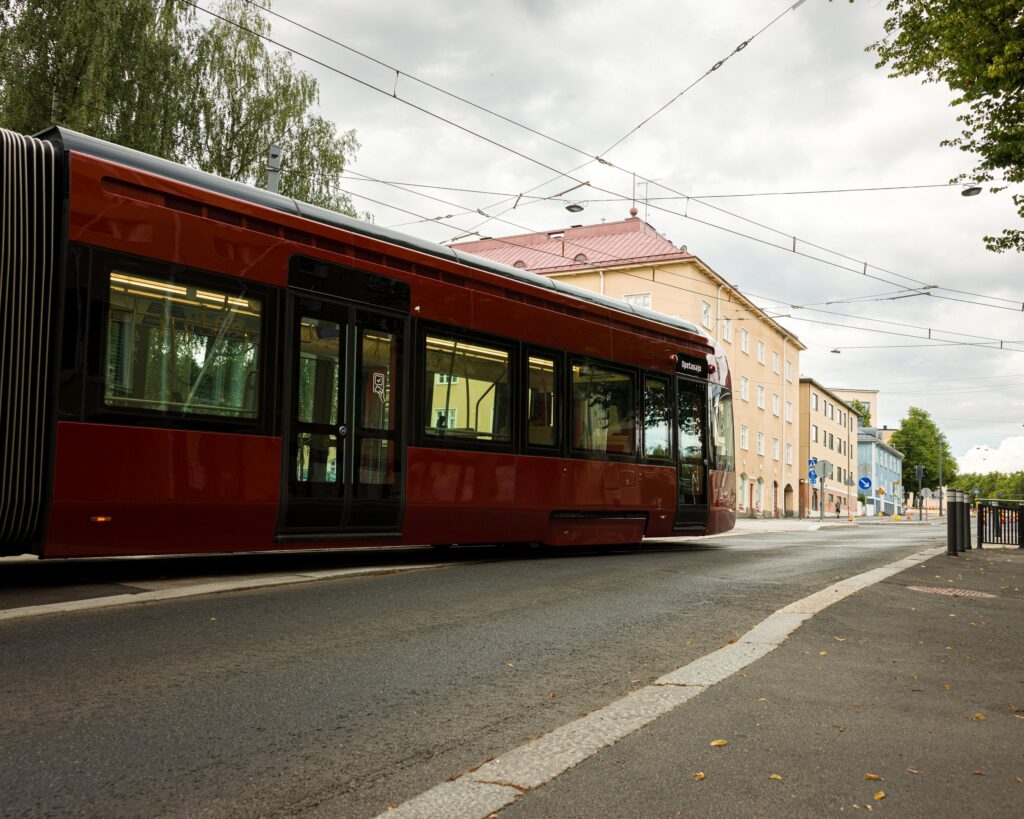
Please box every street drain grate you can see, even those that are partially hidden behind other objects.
[906,585,996,599]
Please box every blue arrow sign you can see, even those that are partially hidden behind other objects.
[858,476,872,491]
[808,469,818,485]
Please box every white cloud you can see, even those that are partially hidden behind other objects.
[961,437,1024,474]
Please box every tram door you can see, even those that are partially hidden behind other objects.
[279,260,407,538]
[675,376,709,529]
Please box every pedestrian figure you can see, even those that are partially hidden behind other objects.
[835,500,841,518]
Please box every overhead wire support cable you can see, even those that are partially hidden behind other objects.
[195,0,1021,315]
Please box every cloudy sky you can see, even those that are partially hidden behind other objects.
[239,0,1022,467]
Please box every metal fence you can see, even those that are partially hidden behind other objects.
[975,499,1023,549]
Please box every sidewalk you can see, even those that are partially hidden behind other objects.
[507,545,1024,817]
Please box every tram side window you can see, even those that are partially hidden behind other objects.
[104,271,261,417]
[572,362,636,456]
[711,386,735,472]
[527,355,558,447]
[423,333,511,443]
[643,376,671,460]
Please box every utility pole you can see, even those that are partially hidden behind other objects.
[266,144,283,194]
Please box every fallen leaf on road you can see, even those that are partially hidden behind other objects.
[972,771,986,776]
[209,616,217,622]
[1014,776,1022,783]
[758,697,769,702]
[972,713,986,721]
[864,774,882,781]
[506,662,515,668]
[834,636,846,642]
[549,691,558,698]
[906,768,919,774]
[943,684,952,690]
[710,739,728,747]
[769,774,783,781]
[873,791,886,801]
[819,651,828,656]
[694,771,705,781]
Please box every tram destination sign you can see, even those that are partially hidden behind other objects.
[675,353,709,379]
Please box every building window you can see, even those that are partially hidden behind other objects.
[757,385,765,409]
[772,351,779,373]
[571,361,635,455]
[812,424,818,443]
[740,424,749,451]
[722,316,732,342]
[785,359,792,382]
[785,443,793,465]
[772,393,780,416]
[741,329,749,354]
[701,301,712,329]
[425,333,511,443]
[757,341,766,364]
[756,431,765,456]
[624,293,652,310]
[785,401,792,422]
[828,432,834,449]
[741,376,750,401]
[772,436,780,461]
[527,355,558,448]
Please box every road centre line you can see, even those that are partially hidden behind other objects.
[378,543,947,819]
[0,563,451,622]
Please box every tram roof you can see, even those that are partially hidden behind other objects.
[40,127,708,343]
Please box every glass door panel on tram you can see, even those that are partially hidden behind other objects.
[281,296,404,537]
[675,377,709,529]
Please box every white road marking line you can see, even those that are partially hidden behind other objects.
[378,544,946,819]
[0,564,452,622]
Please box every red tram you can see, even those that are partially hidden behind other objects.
[0,126,735,558]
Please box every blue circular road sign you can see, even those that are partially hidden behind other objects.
[858,476,872,491]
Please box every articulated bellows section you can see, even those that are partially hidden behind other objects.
[0,129,60,552]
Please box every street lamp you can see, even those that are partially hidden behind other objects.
[961,184,982,197]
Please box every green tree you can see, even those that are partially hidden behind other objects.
[889,406,958,490]
[865,1,1024,252]
[0,0,360,214]
[848,399,872,427]
[184,0,359,213]
[0,0,193,158]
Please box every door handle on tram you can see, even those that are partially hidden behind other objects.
[337,424,350,439]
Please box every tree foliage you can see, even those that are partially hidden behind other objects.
[889,406,958,489]
[848,399,872,427]
[951,470,1024,499]
[0,0,359,214]
[866,0,1024,252]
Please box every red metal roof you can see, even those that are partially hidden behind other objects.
[451,216,691,273]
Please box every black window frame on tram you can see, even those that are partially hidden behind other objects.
[74,246,278,436]
[416,322,518,453]
[641,372,674,465]
[568,357,640,463]
[523,346,564,456]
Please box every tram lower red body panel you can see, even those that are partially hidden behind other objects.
[43,424,715,557]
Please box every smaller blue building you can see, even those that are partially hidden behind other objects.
[857,427,905,515]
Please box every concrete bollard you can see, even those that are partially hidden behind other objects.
[963,495,972,550]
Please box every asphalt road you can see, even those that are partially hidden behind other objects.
[1,525,989,817]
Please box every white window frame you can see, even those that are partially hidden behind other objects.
[812,393,818,411]
[433,407,458,428]
[757,341,766,365]
[741,329,749,354]
[785,443,793,465]
[435,373,460,385]
[756,431,765,456]
[722,316,732,342]
[785,359,792,382]
[740,424,749,451]
[812,424,818,443]
[623,293,652,310]
[772,437,780,461]
[756,385,765,409]
[785,401,792,423]
[772,393,780,416]
[772,351,779,373]
[701,301,712,330]
[740,376,750,401]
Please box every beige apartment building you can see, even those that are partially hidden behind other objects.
[453,214,806,517]
[799,378,859,518]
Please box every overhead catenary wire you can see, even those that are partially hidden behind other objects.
[188,0,1023,314]
[330,174,1024,354]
